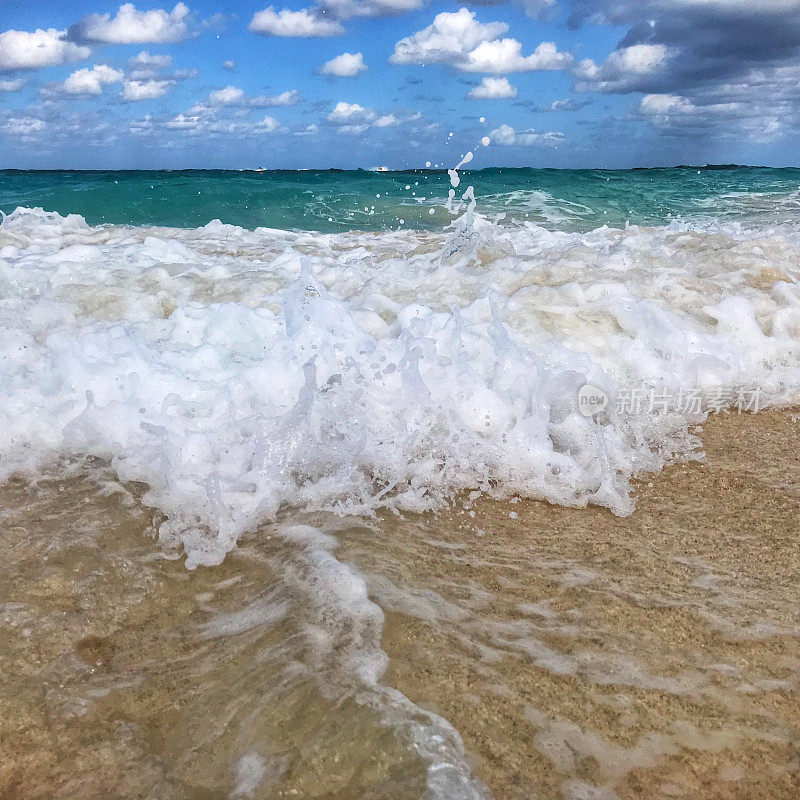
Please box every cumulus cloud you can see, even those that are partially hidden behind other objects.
[374,113,399,127]
[163,112,200,130]
[327,101,375,123]
[69,3,194,44]
[0,28,90,72]
[3,115,46,137]
[567,0,800,139]
[252,89,301,106]
[45,64,124,96]
[0,78,26,92]
[208,85,246,105]
[222,59,236,70]
[205,86,301,107]
[128,50,173,74]
[638,90,788,141]
[467,76,517,99]
[465,39,570,73]
[248,7,344,37]
[144,106,287,137]
[489,123,564,146]
[391,10,507,66]
[294,123,320,136]
[390,9,571,73]
[254,115,283,133]
[546,97,590,112]
[1,107,120,147]
[122,77,176,101]
[573,44,669,93]
[319,52,367,77]
[326,101,417,133]
[640,93,696,119]
[569,0,800,96]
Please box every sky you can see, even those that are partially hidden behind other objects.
[2,0,800,169]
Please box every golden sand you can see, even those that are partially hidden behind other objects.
[1,410,798,799]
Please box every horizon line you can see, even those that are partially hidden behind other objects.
[2,163,798,173]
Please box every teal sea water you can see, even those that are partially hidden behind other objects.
[3,165,800,232]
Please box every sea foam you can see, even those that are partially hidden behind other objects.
[2,205,800,566]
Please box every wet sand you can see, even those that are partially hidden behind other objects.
[2,409,799,799]
[379,408,800,799]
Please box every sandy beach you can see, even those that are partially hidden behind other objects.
[3,407,798,800]
[5,2,800,797]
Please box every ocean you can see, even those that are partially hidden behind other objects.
[3,165,800,232]
[2,166,800,799]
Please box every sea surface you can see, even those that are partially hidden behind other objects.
[3,165,800,232]
[2,166,800,799]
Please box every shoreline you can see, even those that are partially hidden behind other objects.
[2,408,799,799]
[379,407,800,799]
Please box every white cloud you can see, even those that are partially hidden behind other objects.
[0,28,90,72]
[639,93,695,118]
[573,44,668,92]
[208,85,246,105]
[391,9,506,66]
[164,112,201,130]
[295,123,319,136]
[205,86,300,107]
[319,52,367,77]
[327,101,375,123]
[141,105,288,138]
[326,102,419,134]
[463,39,571,73]
[637,92,760,134]
[254,115,283,133]
[46,64,124,96]
[172,67,198,80]
[518,0,557,18]
[69,3,194,44]
[467,76,517,99]
[318,0,423,19]
[336,123,370,135]
[489,123,564,146]
[122,78,175,101]
[223,59,236,70]
[128,50,173,71]
[0,78,26,92]
[3,115,46,137]
[251,89,300,106]
[248,7,344,37]
[547,97,589,111]
[390,9,571,74]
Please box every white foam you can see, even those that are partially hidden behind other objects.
[2,206,800,567]
[231,754,267,798]
[266,524,489,798]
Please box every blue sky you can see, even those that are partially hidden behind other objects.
[2,0,800,169]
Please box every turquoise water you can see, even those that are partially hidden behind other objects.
[2,166,800,232]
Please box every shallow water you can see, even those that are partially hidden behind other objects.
[3,409,799,799]
[3,204,800,566]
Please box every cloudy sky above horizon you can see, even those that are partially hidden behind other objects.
[2,0,800,169]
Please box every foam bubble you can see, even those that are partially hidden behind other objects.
[2,206,800,567]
